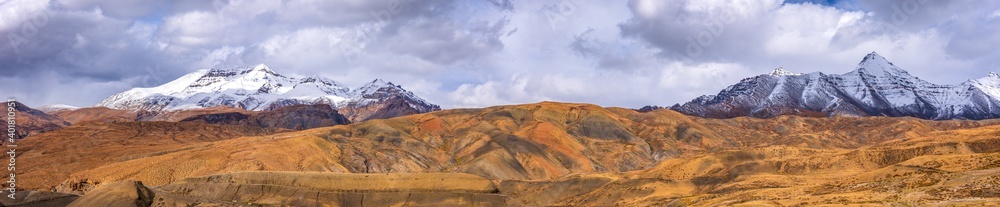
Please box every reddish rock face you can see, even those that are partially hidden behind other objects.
[51,104,351,131]
[338,95,430,122]
[52,107,138,124]
[2,101,70,139]
[180,104,351,130]
[334,79,441,122]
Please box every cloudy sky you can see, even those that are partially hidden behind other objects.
[2,0,999,108]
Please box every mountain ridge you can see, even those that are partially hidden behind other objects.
[673,52,1000,120]
[97,64,440,122]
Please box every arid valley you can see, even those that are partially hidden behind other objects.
[3,101,998,206]
[5,1,1000,206]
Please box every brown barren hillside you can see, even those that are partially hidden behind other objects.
[9,102,1000,206]
[51,106,139,124]
[6,121,285,193]
[2,101,70,139]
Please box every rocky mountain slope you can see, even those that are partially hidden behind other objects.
[97,64,440,122]
[8,102,1000,206]
[7,121,283,193]
[177,104,350,130]
[51,104,350,131]
[673,52,1000,120]
[1,101,70,139]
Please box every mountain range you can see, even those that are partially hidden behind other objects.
[6,102,1000,206]
[97,64,440,122]
[6,53,1000,206]
[673,52,1000,120]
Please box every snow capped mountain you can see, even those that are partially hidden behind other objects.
[768,67,802,76]
[673,52,1000,120]
[347,79,437,111]
[98,64,440,122]
[333,79,442,121]
[38,104,80,112]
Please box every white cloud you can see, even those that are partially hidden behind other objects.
[659,62,749,92]
[448,74,536,108]
[0,0,50,31]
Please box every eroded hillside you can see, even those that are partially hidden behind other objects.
[5,102,1000,206]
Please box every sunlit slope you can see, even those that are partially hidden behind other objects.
[52,102,996,188]
[8,121,282,192]
[501,125,1000,206]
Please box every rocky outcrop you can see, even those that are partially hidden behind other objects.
[338,95,423,122]
[179,104,351,130]
[67,181,154,207]
[53,104,351,130]
[151,172,507,206]
[0,190,79,207]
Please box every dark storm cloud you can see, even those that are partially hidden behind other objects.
[618,0,778,62]
[1,0,519,107]
[0,2,175,82]
[486,0,515,11]
[858,1,976,30]
[186,0,512,77]
[372,16,508,65]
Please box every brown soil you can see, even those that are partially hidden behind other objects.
[13,102,1000,206]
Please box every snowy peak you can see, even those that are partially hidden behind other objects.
[253,63,270,71]
[673,52,1000,120]
[365,78,394,88]
[970,72,1000,97]
[862,51,881,60]
[298,76,350,95]
[38,104,80,112]
[350,78,434,107]
[355,79,399,95]
[180,64,298,98]
[852,51,908,77]
[973,72,1000,83]
[858,51,887,65]
[98,64,440,121]
[211,63,272,73]
[768,67,802,76]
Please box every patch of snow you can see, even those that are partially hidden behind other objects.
[38,104,80,112]
[768,67,803,76]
